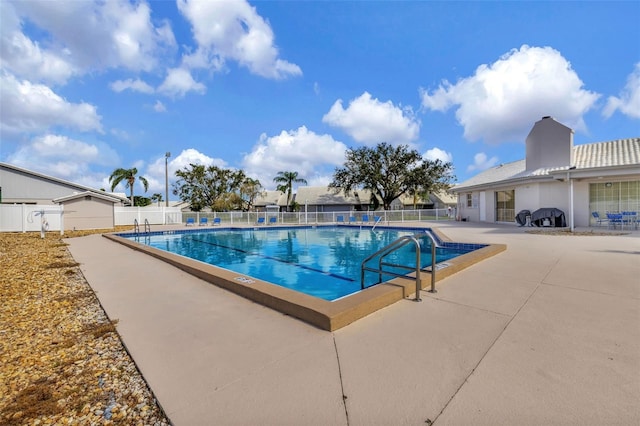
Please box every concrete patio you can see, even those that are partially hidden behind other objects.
[66,222,640,425]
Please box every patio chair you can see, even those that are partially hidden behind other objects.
[185,217,195,226]
[591,212,607,227]
[606,213,623,229]
[362,214,369,223]
[213,217,221,226]
[349,216,357,224]
[622,211,638,229]
[269,217,277,225]
[336,215,344,223]
[256,217,265,225]
[199,217,208,226]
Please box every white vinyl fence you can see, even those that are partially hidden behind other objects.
[0,204,64,233]
[114,206,183,226]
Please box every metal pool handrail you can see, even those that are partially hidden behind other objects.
[371,215,383,230]
[134,218,151,235]
[360,231,438,301]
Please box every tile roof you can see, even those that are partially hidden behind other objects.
[453,137,639,191]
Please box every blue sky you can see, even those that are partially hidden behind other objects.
[1,0,639,200]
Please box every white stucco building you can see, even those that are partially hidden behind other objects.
[451,117,640,228]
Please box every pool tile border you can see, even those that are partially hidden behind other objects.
[103,226,506,331]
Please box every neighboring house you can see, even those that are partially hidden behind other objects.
[451,117,640,228]
[396,190,458,210]
[0,162,129,230]
[296,187,378,213]
[254,190,286,212]
[0,162,129,205]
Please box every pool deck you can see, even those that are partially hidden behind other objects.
[66,222,640,425]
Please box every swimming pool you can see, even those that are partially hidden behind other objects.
[106,224,505,330]
[121,226,484,301]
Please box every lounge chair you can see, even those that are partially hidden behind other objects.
[349,216,357,224]
[213,217,221,226]
[591,211,607,227]
[256,217,265,225]
[269,217,277,225]
[199,217,208,226]
[336,215,344,223]
[185,217,195,226]
[362,214,369,223]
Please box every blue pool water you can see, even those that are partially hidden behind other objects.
[123,226,484,301]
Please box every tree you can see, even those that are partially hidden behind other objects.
[273,171,307,212]
[239,177,264,211]
[133,195,152,207]
[329,142,455,210]
[109,168,149,206]
[151,193,163,206]
[173,164,247,211]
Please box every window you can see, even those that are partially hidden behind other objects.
[466,193,472,208]
[589,181,640,225]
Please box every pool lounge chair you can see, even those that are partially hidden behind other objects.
[185,217,195,226]
[269,217,277,225]
[199,217,208,226]
[213,217,221,226]
[336,215,344,224]
[362,214,369,223]
[591,211,607,227]
[349,216,357,224]
[256,217,265,225]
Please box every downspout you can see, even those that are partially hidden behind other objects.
[568,169,575,232]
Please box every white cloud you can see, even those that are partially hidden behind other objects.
[322,92,420,145]
[603,63,640,119]
[424,147,453,163]
[5,0,175,78]
[153,100,167,113]
[421,45,600,144]
[242,126,347,189]
[0,72,102,136]
[158,67,206,98]
[1,21,78,84]
[176,0,301,79]
[110,78,155,94]
[467,152,499,172]
[7,134,119,188]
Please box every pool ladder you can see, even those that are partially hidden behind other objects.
[360,231,439,301]
[133,218,151,235]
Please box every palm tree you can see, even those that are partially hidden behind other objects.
[151,193,163,207]
[109,168,149,206]
[273,171,307,212]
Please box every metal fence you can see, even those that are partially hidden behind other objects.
[1,205,454,233]
[181,208,454,226]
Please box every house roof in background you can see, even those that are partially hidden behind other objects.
[1,162,130,204]
[296,186,375,205]
[254,190,286,206]
[53,191,124,204]
[453,138,640,191]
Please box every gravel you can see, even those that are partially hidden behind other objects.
[0,229,170,425]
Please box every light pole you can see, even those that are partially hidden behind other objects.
[165,152,171,207]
